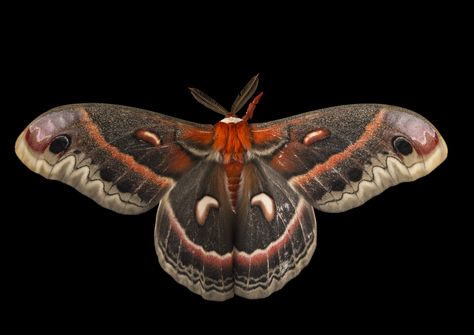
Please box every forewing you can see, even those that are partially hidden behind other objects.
[250,104,448,212]
[15,103,214,214]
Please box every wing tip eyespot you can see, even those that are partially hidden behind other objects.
[392,136,413,156]
[49,135,72,154]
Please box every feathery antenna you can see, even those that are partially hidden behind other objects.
[189,74,261,116]
[230,74,259,115]
[189,87,229,116]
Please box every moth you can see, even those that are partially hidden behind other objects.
[15,75,447,301]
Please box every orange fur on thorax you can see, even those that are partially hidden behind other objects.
[213,121,251,163]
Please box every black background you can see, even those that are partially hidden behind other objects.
[3,5,464,330]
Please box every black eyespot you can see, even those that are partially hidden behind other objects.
[393,137,413,156]
[99,168,117,182]
[347,168,363,182]
[117,180,134,193]
[330,178,346,192]
[49,135,71,154]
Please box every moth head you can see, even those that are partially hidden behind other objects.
[15,106,81,173]
[383,106,448,179]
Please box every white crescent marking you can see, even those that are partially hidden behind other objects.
[251,193,275,222]
[195,195,219,225]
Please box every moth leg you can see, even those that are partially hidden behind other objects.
[243,92,264,121]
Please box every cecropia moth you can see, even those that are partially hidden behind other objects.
[15,75,447,301]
